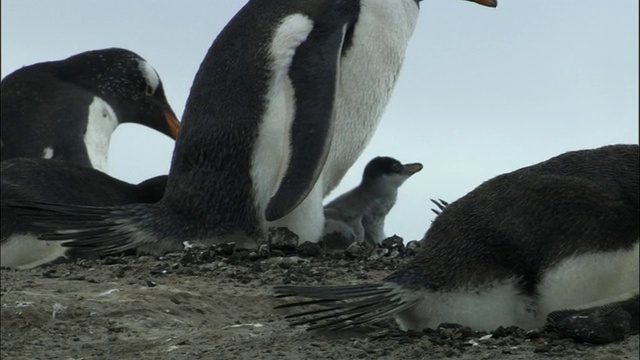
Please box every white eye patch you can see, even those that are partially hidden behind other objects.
[138,59,160,94]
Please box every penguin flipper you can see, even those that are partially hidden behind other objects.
[5,200,158,256]
[265,14,354,222]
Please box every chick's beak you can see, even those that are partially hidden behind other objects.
[403,163,423,175]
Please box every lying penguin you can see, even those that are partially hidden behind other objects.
[0,158,169,269]
[1,47,180,172]
[275,144,639,332]
[323,157,423,248]
[3,0,497,257]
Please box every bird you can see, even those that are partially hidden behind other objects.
[1,158,169,269]
[274,144,639,332]
[323,156,423,247]
[1,47,180,172]
[4,0,497,258]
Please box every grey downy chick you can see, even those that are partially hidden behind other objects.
[323,157,423,247]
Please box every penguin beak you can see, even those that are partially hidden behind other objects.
[164,110,181,139]
[469,0,497,7]
[403,163,423,175]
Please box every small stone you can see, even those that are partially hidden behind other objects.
[533,344,551,353]
[268,227,299,253]
[345,242,367,259]
[548,306,632,344]
[405,240,422,256]
[320,231,354,250]
[297,241,322,257]
[257,243,270,257]
[381,235,404,251]
[219,242,236,256]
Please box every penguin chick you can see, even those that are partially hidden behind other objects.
[275,144,639,332]
[1,48,180,172]
[323,157,422,248]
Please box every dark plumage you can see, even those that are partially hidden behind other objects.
[276,144,640,332]
[1,48,179,171]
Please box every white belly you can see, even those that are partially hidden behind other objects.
[1,234,72,269]
[394,240,640,331]
[536,240,639,316]
[322,0,419,194]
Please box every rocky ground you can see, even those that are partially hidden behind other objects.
[1,236,638,360]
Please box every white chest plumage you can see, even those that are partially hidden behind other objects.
[324,0,419,192]
[84,96,118,173]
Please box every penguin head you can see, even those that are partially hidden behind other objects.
[58,48,180,140]
[362,156,423,189]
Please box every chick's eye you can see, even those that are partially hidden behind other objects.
[392,164,402,172]
[145,84,155,96]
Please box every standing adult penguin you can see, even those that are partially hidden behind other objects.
[275,144,639,332]
[6,0,496,257]
[1,48,180,172]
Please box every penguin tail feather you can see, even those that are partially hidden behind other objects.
[5,200,150,255]
[274,282,414,330]
[430,198,449,216]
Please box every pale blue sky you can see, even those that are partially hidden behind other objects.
[2,1,638,242]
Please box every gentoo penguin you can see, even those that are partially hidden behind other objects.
[1,158,168,269]
[275,144,640,332]
[5,0,497,257]
[1,48,180,172]
[323,157,423,247]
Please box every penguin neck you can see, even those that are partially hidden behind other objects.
[83,96,119,173]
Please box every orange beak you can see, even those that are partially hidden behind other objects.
[164,111,180,139]
[472,0,497,7]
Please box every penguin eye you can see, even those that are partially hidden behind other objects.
[145,84,155,96]
[392,164,403,172]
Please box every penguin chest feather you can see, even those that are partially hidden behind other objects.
[324,0,419,190]
[83,97,118,173]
